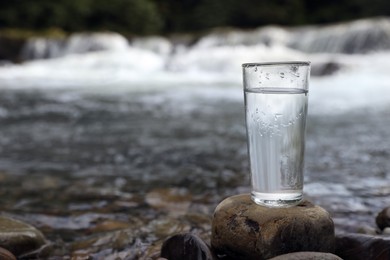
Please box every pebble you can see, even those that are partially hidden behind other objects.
[211,194,335,260]
[376,206,390,230]
[269,251,342,260]
[335,233,390,259]
[382,227,390,235]
[0,247,17,260]
[146,188,192,216]
[0,216,48,258]
[160,233,215,260]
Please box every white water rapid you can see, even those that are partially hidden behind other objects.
[0,17,390,115]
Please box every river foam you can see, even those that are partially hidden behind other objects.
[0,18,390,115]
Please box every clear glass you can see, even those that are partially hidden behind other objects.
[242,61,310,207]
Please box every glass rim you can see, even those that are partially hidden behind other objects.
[242,61,310,67]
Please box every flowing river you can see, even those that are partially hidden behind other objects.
[0,18,390,258]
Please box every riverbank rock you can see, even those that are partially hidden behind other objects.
[0,216,48,258]
[0,36,25,62]
[311,61,342,76]
[211,194,335,260]
[269,252,342,260]
[376,206,390,230]
[160,233,215,260]
[335,233,390,259]
[0,247,16,260]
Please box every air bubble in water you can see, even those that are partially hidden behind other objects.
[290,65,300,77]
[274,114,282,121]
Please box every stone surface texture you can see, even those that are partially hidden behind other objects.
[211,194,335,260]
[269,252,342,260]
[376,206,390,230]
[0,216,47,257]
[0,247,17,260]
[335,233,390,260]
[161,233,215,260]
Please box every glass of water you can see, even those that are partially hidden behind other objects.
[242,61,310,207]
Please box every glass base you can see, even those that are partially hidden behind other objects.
[251,191,303,208]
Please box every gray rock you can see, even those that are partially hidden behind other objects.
[311,61,342,77]
[0,216,47,258]
[382,227,390,235]
[161,233,215,260]
[376,206,390,230]
[269,252,342,260]
[211,194,335,260]
[335,233,390,260]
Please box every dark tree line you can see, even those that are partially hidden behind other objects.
[0,0,390,36]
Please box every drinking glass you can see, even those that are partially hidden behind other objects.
[242,61,310,207]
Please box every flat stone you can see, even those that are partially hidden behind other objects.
[0,216,47,258]
[269,252,342,260]
[211,194,335,260]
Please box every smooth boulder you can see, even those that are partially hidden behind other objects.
[269,251,342,260]
[0,216,47,258]
[211,194,335,260]
[335,233,390,260]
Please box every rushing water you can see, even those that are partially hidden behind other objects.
[0,18,390,258]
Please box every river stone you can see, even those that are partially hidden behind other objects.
[335,233,390,259]
[376,206,390,230]
[211,194,335,260]
[160,233,215,260]
[0,216,47,257]
[0,247,17,260]
[269,252,342,260]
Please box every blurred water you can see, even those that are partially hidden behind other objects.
[0,18,390,257]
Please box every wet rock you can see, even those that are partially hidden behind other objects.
[0,247,17,260]
[335,233,390,259]
[0,216,47,258]
[146,188,192,216]
[311,61,342,76]
[382,227,390,235]
[89,219,131,233]
[376,206,390,230]
[160,233,215,260]
[211,194,335,260]
[0,36,26,62]
[269,252,342,260]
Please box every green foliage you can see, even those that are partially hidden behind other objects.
[0,0,390,35]
[0,0,162,35]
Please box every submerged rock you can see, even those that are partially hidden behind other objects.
[376,206,390,230]
[335,233,390,259]
[160,233,215,260]
[146,188,192,216]
[0,216,48,258]
[311,61,342,76]
[211,194,335,260]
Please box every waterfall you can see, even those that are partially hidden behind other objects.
[18,17,390,63]
[21,38,66,60]
[4,17,390,88]
[288,17,390,54]
[20,32,129,60]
